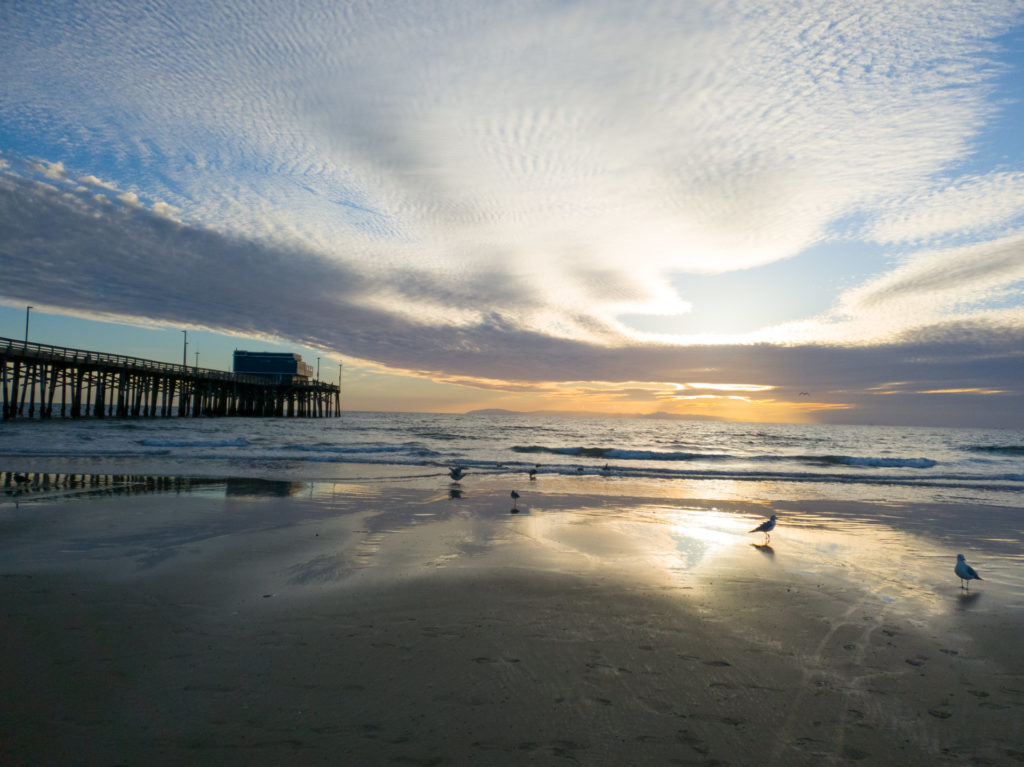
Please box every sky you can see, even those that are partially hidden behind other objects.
[2,0,1023,427]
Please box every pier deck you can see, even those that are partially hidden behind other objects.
[1,337,340,419]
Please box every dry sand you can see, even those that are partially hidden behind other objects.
[1,477,1022,765]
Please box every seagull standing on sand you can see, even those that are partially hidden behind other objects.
[449,466,466,481]
[510,490,520,511]
[750,514,777,542]
[955,554,983,589]
[529,468,537,480]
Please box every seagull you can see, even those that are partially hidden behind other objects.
[529,468,537,480]
[510,490,520,510]
[955,554,982,590]
[750,514,777,542]
[449,466,467,481]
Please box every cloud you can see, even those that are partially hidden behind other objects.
[4,3,1020,291]
[868,172,1024,243]
[151,200,179,219]
[26,159,67,181]
[748,232,1024,347]
[117,191,143,207]
[79,174,119,190]
[2,170,1021,428]
[842,234,1024,313]
[2,2,1023,425]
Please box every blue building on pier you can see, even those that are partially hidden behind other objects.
[232,350,314,384]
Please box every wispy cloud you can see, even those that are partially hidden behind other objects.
[843,235,1024,313]
[868,172,1024,243]
[758,233,1024,346]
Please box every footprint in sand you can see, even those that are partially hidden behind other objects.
[842,746,870,760]
[675,729,710,756]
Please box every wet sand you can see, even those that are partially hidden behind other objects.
[1,478,1022,765]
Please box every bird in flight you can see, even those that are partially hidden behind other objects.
[955,554,983,589]
[449,466,466,481]
[750,514,777,542]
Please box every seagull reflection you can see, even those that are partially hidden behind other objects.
[956,591,982,610]
[750,542,774,558]
[448,487,462,500]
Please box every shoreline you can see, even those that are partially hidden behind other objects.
[2,479,1022,764]
[4,461,1022,511]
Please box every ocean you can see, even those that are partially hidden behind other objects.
[2,412,1022,506]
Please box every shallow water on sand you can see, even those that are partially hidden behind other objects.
[3,471,1021,605]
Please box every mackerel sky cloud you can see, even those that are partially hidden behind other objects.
[2,0,1023,424]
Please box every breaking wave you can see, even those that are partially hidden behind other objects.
[511,445,937,469]
[140,438,248,448]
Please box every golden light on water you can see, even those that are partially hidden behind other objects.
[659,506,762,571]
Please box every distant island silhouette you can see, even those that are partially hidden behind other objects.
[464,408,724,421]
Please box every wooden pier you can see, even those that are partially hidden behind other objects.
[1,337,341,419]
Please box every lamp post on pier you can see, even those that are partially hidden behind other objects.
[195,351,200,369]
[25,305,33,343]
[181,330,188,367]
[316,356,320,382]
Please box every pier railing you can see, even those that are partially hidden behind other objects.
[1,336,340,419]
[2,337,270,384]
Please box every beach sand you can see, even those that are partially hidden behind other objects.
[1,475,1022,765]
